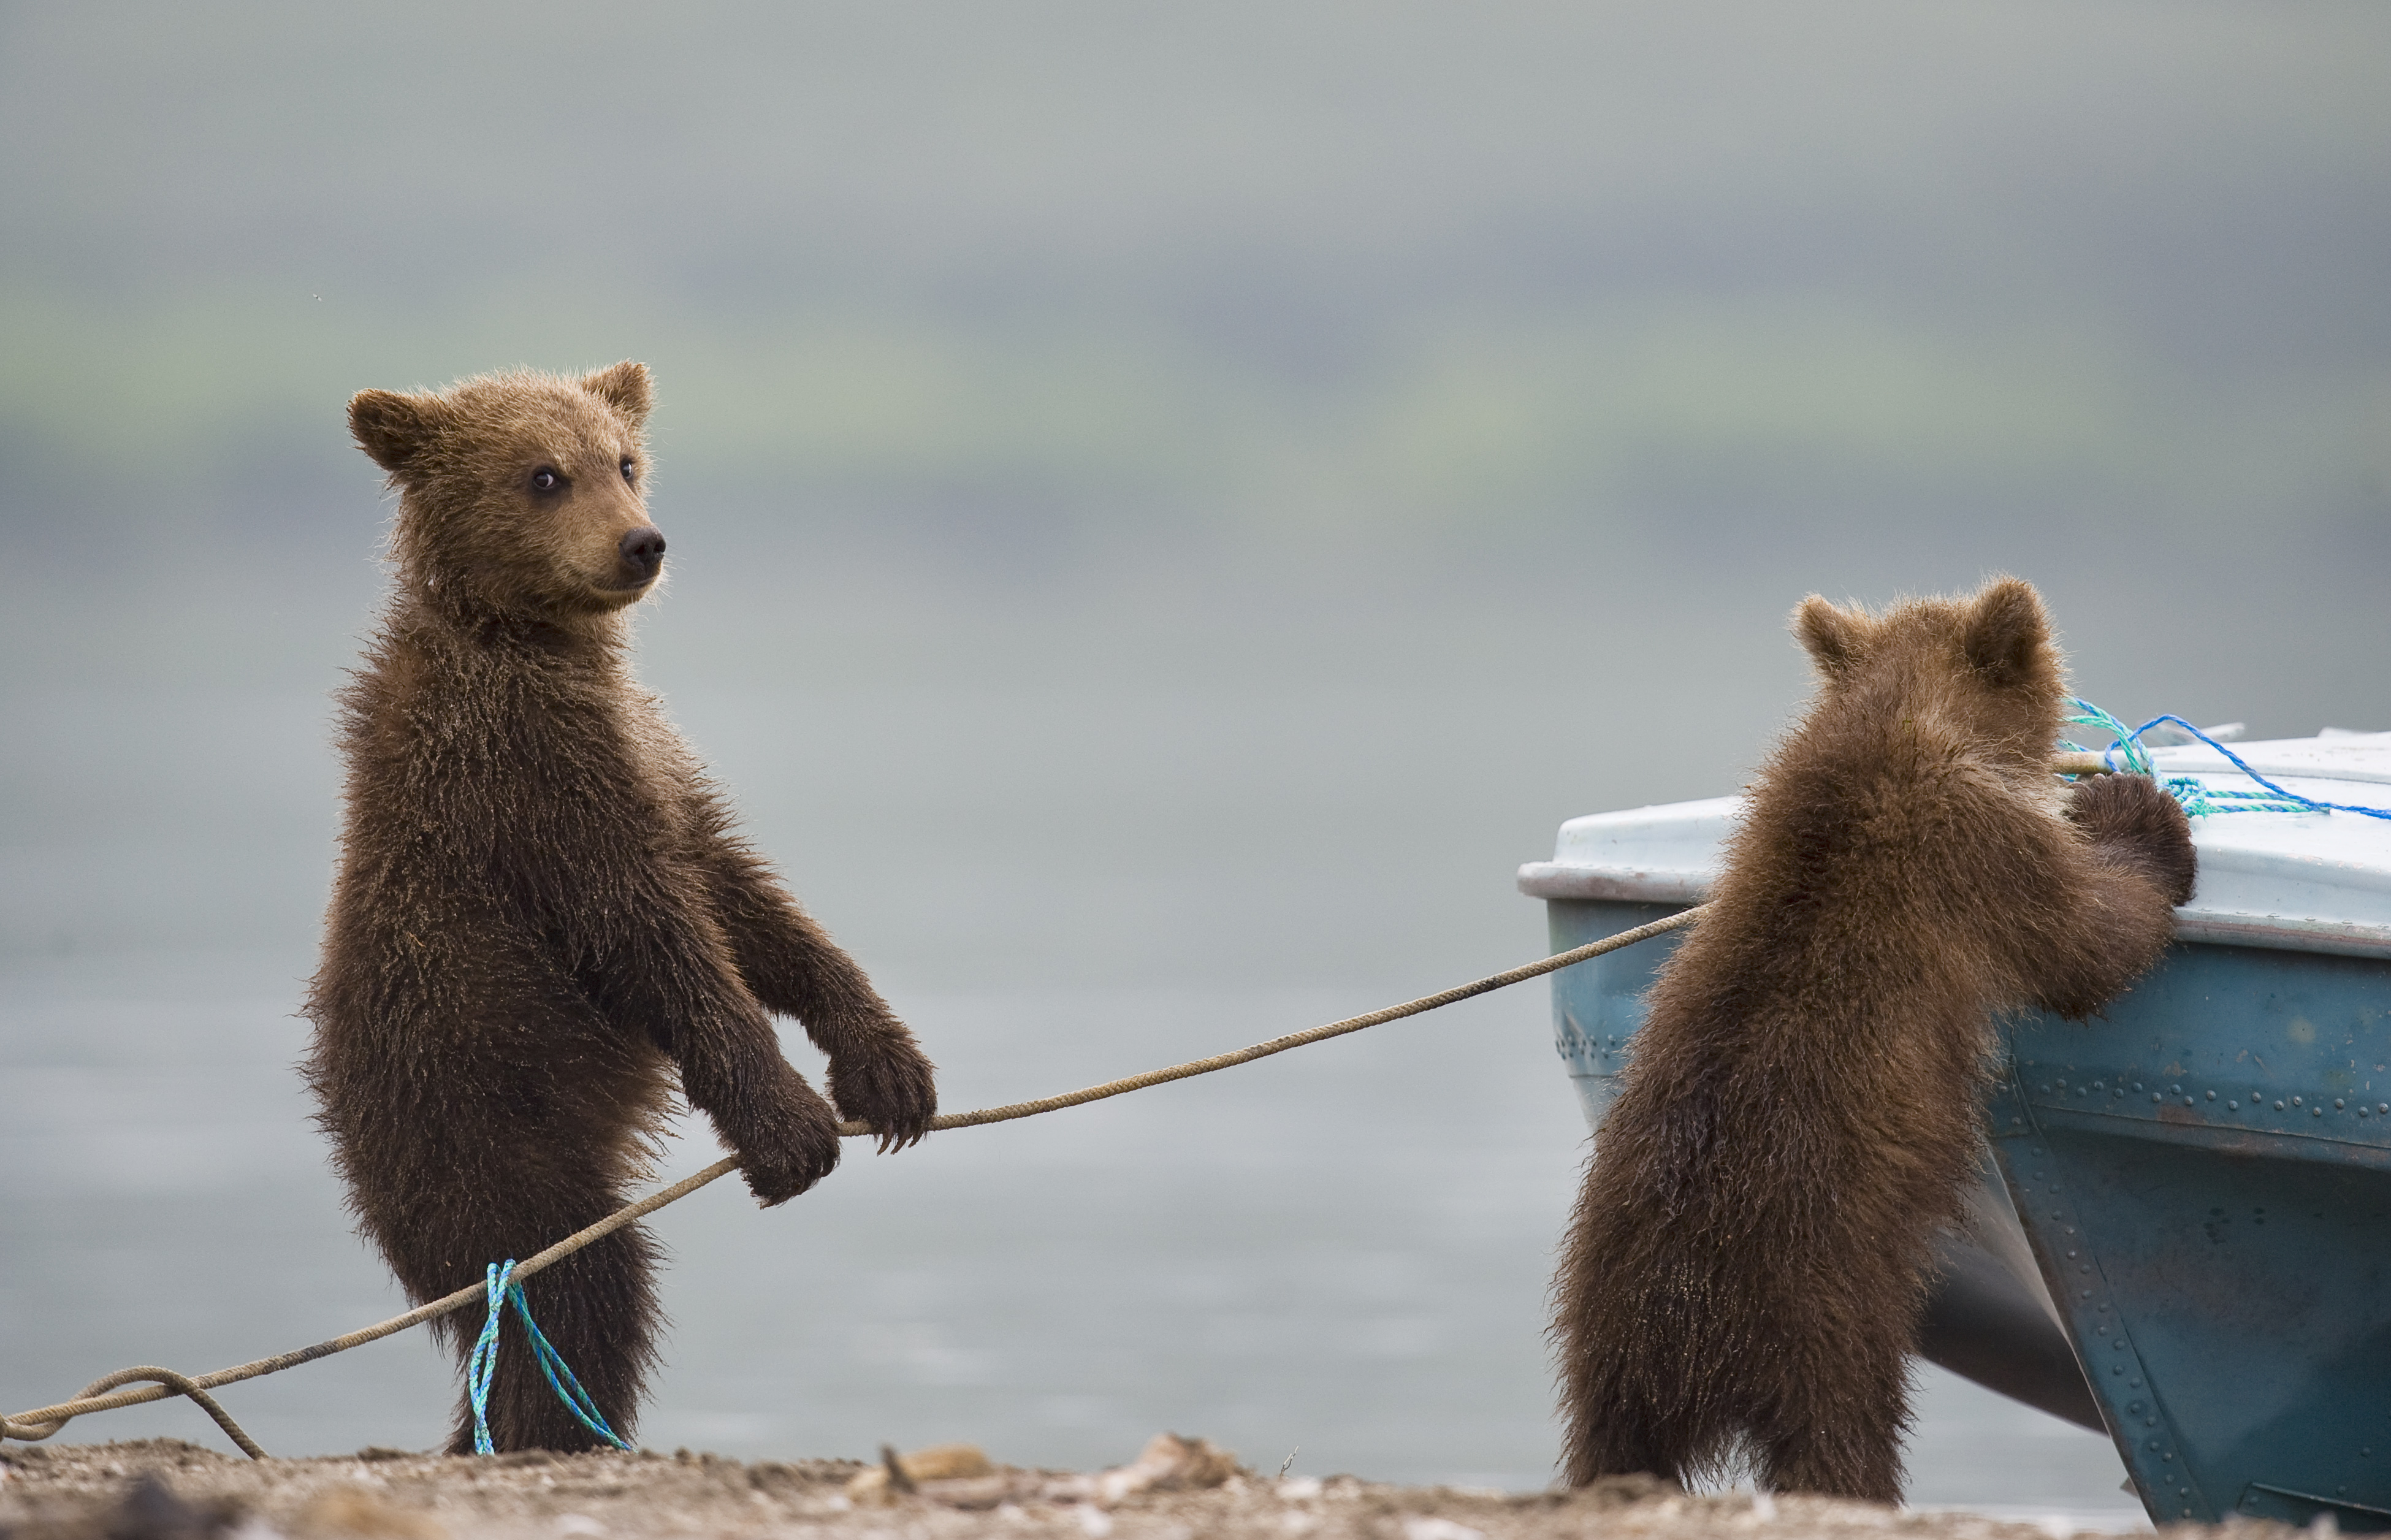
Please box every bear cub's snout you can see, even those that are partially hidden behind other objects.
[618,526,666,582]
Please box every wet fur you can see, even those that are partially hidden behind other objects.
[305,364,937,1454]
[1550,579,2195,1501]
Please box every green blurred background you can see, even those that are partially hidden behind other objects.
[2,0,2385,1503]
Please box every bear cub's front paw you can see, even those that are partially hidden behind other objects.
[2065,773,2197,907]
[828,1032,939,1153]
[733,1087,845,1207]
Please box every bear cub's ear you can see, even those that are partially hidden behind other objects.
[349,389,448,476]
[1962,576,2051,687]
[1794,595,1869,681]
[582,360,653,426]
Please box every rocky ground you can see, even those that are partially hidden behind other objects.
[0,1437,2268,1540]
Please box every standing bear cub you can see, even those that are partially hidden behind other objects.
[306,363,937,1454]
[1552,578,2196,1503]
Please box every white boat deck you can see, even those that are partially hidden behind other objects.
[1517,731,2391,958]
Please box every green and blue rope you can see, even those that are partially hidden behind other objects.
[2065,699,2390,821]
[466,1260,633,1454]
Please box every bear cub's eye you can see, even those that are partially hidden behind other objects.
[530,467,563,494]
[619,458,638,484]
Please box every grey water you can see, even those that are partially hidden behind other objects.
[0,582,2159,1519]
[0,943,2135,1514]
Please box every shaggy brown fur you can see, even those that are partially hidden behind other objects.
[305,364,937,1454]
[1551,578,2195,1502]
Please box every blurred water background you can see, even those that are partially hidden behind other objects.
[3,2,2387,1519]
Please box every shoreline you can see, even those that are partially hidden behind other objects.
[1,1439,2249,1540]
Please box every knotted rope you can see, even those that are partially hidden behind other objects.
[0,1368,265,1461]
[2067,699,2391,821]
[467,1261,633,1454]
[2,907,1704,1457]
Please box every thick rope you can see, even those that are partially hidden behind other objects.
[1,1369,267,1460]
[1,907,1703,1454]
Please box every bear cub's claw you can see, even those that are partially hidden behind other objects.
[734,1090,846,1206]
[2065,773,2198,907]
[828,1035,939,1154]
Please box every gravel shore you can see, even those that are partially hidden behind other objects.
[0,1438,2267,1540]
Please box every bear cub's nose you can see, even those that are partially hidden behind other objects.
[619,527,667,580]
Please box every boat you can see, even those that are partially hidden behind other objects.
[1518,728,2391,1528]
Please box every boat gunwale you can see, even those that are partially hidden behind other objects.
[1518,861,2391,960]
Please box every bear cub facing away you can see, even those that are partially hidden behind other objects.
[1552,578,2196,1502]
[305,364,937,1454]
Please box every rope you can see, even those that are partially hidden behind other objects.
[2066,699,2391,820]
[467,1262,633,1454]
[1,906,1703,1455]
[1,1368,267,1460]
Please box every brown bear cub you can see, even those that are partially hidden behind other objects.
[1552,578,2195,1502]
[305,364,937,1454]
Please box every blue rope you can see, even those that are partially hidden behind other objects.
[465,1260,634,1455]
[2064,699,2391,821]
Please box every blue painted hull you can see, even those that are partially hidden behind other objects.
[1996,940,2391,1529]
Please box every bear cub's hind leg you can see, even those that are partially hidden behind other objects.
[443,1227,662,1455]
[1751,1335,1909,1504]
